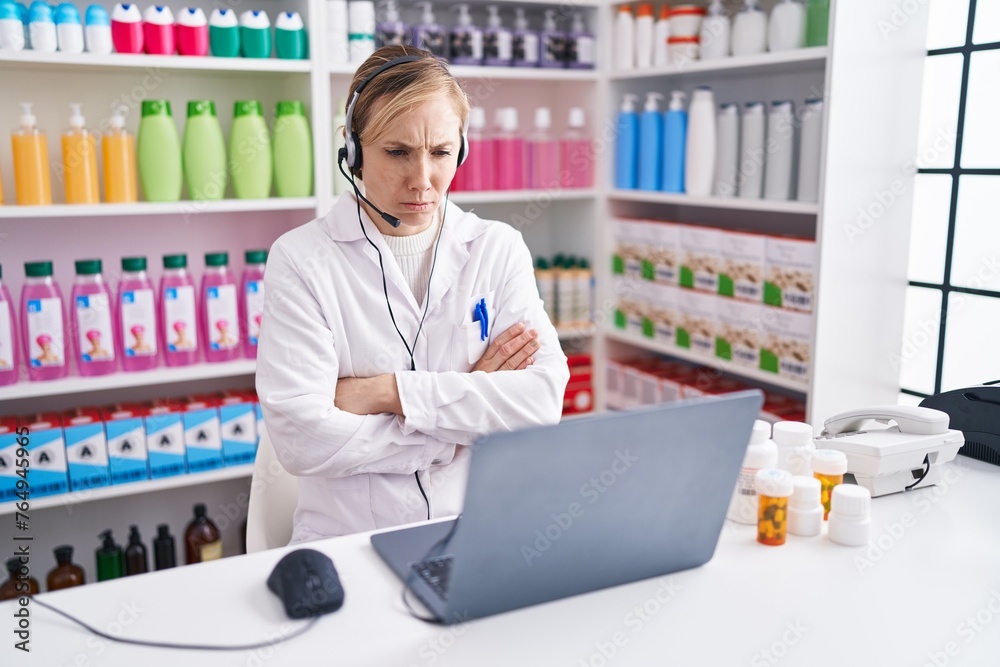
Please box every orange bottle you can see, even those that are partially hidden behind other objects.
[11,102,53,206]
[102,106,138,203]
[62,104,100,205]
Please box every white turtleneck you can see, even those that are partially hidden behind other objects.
[381,215,441,307]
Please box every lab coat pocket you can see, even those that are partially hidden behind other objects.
[457,292,495,367]
[463,322,490,366]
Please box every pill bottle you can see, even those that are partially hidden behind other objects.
[787,475,822,537]
[828,484,871,547]
[727,419,778,524]
[773,420,815,476]
[755,469,793,546]
[811,448,847,519]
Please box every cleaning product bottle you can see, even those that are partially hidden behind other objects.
[483,4,511,67]
[449,4,481,66]
[239,9,271,58]
[700,0,731,60]
[229,101,273,199]
[176,7,209,56]
[11,102,52,206]
[110,3,142,53]
[493,108,524,190]
[241,249,266,359]
[46,545,85,591]
[797,98,824,202]
[662,91,688,193]
[208,8,239,57]
[638,92,664,191]
[528,107,558,190]
[16,1,29,49]
[95,530,124,581]
[103,106,137,204]
[137,100,182,202]
[142,5,174,55]
[685,86,717,197]
[0,264,18,386]
[54,2,83,53]
[463,106,493,191]
[653,4,670,67]
[769,0,805,52]
[185,503,222,564]
[534,258,555,324]
[0,557,39,600]
[511,7,538,68]
[714,102,740,197]
[273,101,313,197]
[566,11,594,70]
[153,524,176,570]
[0,1,25,51]
[634,3,654,69]
[332,98,351,196]
[160,253,199,366]
[83,3,111,54]
[738,101,765,198]
[62,103,99,205]
[21,261,66,381]
[118,256,159,371]
[412,2,446,58]
[560,107,592,189]
[614,4,634,71]
[71,259,117,376]
[201,252,239,362]
[275,10,307,59]
[806,0,829,47]
[764,100,794,200]
[124,525,148,575]
[731,0,767,56]
[182,100,227,201]
[614,94,639,190]
[27,0,56,52]
[539,9,564,69]
[348,0,375,63]
[375,0,407,47]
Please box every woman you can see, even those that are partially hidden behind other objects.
[256,46,569,543]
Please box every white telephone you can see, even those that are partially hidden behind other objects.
[815,405,965,497]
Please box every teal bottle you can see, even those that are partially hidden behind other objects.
[95,530,124,581]
[239,9,271,58]
[136,100,182,202]
[209,8,239,57]
[806,0,829,46]
[182,101,227,201]
[229,101,272,199]
[274,11,306,59]
[273,101,313,197]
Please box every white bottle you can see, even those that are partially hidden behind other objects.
[684,86,717,198]
[84,5,113,54]
[714,103,740,197]
[615,4,635,71]
[326,0,350,65]
[333,98,351,195]
[772,421,815,477]
[727,420,779,524]
[28,3,58,52]
[768,0,806,52]
[738,101,766,199]
[828,485,872,547]
[348,0,376,63]
[55,3,84,54]
[653,5,670,67]
[731,0,767,57]
[0,3,25,50]
[634,3,654,69]
[764,100,795,201]
[787,476,823,537]
[797,98,824,202]
[700,0,731,60]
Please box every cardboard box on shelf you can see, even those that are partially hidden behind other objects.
[563,355,593,415]
[716,298,765,367]
[62,407,111,492]
[22,413,69,498]
[646,283,681,347]
[760,306,813,384]
[647,221,681,285]
[102,405,149,485]
[218,392,259,467]
[678,290,717,357]
[719,230,766,302]
[0,417,26,503]
[612,218,649,281]
[144,402,187,479]
[680,225,722,293]
[181,396,224,473]
[764,235,817,313]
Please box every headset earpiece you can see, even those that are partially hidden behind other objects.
[347,131,363,171]
[457,130,469,167]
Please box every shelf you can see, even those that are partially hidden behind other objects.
[557,325,596,341]
[330,63,598,82]
[610,47,829,81]
[604,328,808,393]
[0,50,311,74]
[0,198,317,219]
[608,189,819,215]
[451,189,597,205]
[0,360,256,402]
[0,464,254,516]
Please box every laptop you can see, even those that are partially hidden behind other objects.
[371,391,763,624]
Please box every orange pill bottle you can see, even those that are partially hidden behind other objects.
[755,469,793,546]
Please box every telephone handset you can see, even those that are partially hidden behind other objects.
[822,405,950,437]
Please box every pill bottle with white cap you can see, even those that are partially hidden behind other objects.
[755,469,793,546]
[787,475,822,537]
[727,420,778,524]
[773,420,815,476]
[828,484,872,547]
[811,448,848,520]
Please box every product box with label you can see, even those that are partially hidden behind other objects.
[682,376,752,400]
[181,397,224,473]
[716,298,765,367]
[764,236,817,312]
[760,306,813,383]
[22,413,69,498]
[145,402,187,479]
[103,405,149,485]
[760,393,808,423]
[648,221,681,285]
[62,408,110,491]
[218,392,259,466]
[639,361,698,404]
[719,230,766,302]
[0,417,26,503]
[680,225,722,293]
[563,355,594,415]
[677,290,717,356]
[645,284,681,346]
[614,277,648,335]
[612,218,648,281]
[605,359,625,411]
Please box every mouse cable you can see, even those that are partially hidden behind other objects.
[904,454,932,491]
[31,596,320,651]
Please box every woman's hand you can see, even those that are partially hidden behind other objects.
[334,375,403,416]
[472,322,539,373]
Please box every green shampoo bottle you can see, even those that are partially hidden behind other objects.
[273,101,313,197]
[95,530,124,581]
[137,100,182,202]
[229,101,273,199]
[183,101,227,201]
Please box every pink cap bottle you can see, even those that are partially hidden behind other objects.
[176,7,208,56]
[239,249,267,359]
[71,259,119,377]
[0,263,19,386]
[110,3,143,54]
[143,5,175,55]
[201,252,240,363]
[20,260,68,382]
[159,253,200,367]
[118,256,159,372]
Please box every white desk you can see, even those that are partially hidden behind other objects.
[4,457,1000,667]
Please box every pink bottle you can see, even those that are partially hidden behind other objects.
[20,260,68,382]
[239,249,267,359]
[560,107,594,189]
[176,7,209,56]
[201,252,240,363]
[110,3,144,54]
[159,253,200,367]
[118,256,160,372]
[494,107,525,191]
[143,5,176,55]
[71,259,119,377]
[0,264,19,386]
[463,106,494,192]
[527,107,559,190]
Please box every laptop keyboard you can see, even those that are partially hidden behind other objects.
[412,556,453,600]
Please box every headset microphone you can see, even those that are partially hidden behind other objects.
[337,148,402,228]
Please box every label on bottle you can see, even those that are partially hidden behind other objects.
[75,293,116,363]
[542,33,565,65]
[484,30,512,60]
[199,539,223,562]
[0,307,13,371]
[26,298,66,368]
[568,35,595,66]
[450,28,483,60]
[121,288,158,357]
[164,285,198,352]
[513,33,539,64]
[206,284,239,351]
[244,280,265,346]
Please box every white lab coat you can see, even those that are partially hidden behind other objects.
[256,192,570,542]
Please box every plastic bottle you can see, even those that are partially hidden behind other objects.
[714,102,740,197]
[727,420,778,524]
[71,259,117,376]
[412,2,446,58]
[142,5,173,55]
[62,103,99,205]
[555,256,575,327]
[614,94,639,190]
[375,0,407,48]
[637,92,663,191]
[787,476,823,537]
[634,3,653,69]
[539,9,564,69]
[176,7,209,56]
[0,557,39,600]
[769,0,805,52]
[738,101,765,198]
[755,468,793,546]
[828,485,871,547]
[160,254,199,366]
[21,261,67,381]
[348,1,375,63]
[118,256,158,371]
[483,5,511,67]
[241,249,267,359]
[0,264,18,386]
[275,10,306,59]
[811,448,848,520]
[46,545,85,591]
[201,252,240,362]
[528,107,558,190]
[685,86,717,197]
[700,0,731,60]
[511,7,538,68]
[662,91,688,193]
[560,107,592,189]
[614,4,634,71]
[125,525,148,575]
[566,12,594,69]
[136,100,182,202]
[95,530,124,581]
[731,0,767,57]
[806,0,829,47]
[326,0,349,64]
[797,98,823,202]
[102,106,137,204]
[764,100,794,201]
[0,1,25,51]
[153,524,177,570]
[239,9,270,58]
[273,101,314,197]
[185,503,223,564]
[449,4,482,66]
[653,5,670,67]
[229,101,273,199]
[110,2,142,53]
[83,4,111,54]
[463,106,493,191]
[11,102,52,206]
[332,98,351,196]
[534,258,556,324]
[54,2,83,53]
[773,420,815,476]
[494,108,524,190]
[182,101,227,202]
[27,1,56,51]
[208,8,239,57]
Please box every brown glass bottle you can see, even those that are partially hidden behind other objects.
[185,503,222,564]
[46,545,86,591]
[1,557,40,600]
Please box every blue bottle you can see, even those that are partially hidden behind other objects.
[638,92,664,191]
[614,94,640,190]
[662,90,688,193]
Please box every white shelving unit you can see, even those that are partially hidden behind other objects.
[0,197,316,219]
[608,189,819,215]
[0,50,312,73]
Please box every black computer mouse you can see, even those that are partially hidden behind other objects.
[266,549,345,619]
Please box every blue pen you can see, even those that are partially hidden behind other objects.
[473,298,488,341]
